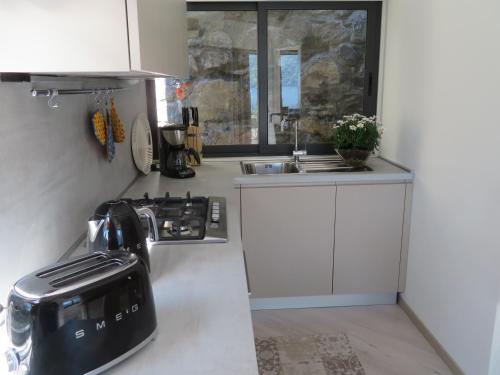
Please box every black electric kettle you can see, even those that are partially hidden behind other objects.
[87,200,158,271]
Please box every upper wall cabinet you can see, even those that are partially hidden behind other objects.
[0,0,188,77]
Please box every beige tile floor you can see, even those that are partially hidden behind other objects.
[252,305,454,375]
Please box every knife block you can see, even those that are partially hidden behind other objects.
[185,126,203,166]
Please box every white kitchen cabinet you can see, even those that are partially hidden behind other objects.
[241,186,336,298]
[333,184,406,295]
[0,0,188,77]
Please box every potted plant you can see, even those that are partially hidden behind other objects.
[334,114,383,167]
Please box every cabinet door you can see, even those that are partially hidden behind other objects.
[241,186,336,298]
[0,0,130,73]
[127,0,188,76]
[333,184,405,295]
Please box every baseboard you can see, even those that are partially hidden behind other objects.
[250,293,397,310]
[398,295,465,375]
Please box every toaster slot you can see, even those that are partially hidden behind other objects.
[37,254,107,279]
[49,259,124,288]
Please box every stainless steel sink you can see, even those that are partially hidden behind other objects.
[241,161,299,175]
[300,164,373,173]
[240,156,373,175]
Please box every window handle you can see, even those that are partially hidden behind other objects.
[368,72,374,97]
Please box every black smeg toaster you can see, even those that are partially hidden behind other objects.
[3,252,157,375]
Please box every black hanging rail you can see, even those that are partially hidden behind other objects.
[31,88,128,109]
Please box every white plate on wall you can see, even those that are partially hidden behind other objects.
[131,113,153,175]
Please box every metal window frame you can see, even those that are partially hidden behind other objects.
[148,1,382,157]
[258,1,382,155]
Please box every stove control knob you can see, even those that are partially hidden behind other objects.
[186,191,193,207]
[211,201,221,223]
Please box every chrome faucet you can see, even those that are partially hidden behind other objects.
[292,119,307,163]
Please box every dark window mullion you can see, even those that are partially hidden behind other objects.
[186,2,257,11]
[364,2,382,116]
[258,2,379,11]
[257,2,269,154]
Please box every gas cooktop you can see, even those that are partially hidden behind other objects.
[123,192,227,245]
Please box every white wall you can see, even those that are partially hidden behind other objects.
[0,81,146,303]
[381,0,500,374]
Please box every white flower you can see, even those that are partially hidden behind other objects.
[349,125,357,131]
[357,122,365,129]
[378,127,385,135]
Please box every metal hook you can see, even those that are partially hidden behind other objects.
[47,89,59,110]
[93,90,101,105]
[104,89,112,110]
[109,89,114,104]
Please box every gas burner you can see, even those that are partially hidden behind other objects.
[165,221,193,236]
[125,192,227,244]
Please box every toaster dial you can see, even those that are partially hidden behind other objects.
[3,348,24,373]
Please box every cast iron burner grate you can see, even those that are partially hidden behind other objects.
[126,192,209,241]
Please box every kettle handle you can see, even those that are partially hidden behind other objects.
[135,207,159,242]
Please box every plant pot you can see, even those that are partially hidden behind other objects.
[336,149,372,167]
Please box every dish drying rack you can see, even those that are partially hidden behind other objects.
[31,87,128,110]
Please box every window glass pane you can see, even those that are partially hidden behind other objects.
[249,53,258,117]
[280,52,301,109]
[268,10,367,145]
[187,11,258,145]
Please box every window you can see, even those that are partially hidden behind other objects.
[268,9,369,146]
[151,2,381,156]
[186,9,259,146]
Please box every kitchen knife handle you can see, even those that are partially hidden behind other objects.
[194,107,199,126]
[182,107,189,127]
[187,148,201,164]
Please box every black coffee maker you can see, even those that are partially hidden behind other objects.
[159,125,200,179]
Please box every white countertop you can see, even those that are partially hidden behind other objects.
[0,157,413,375]
[104,161,259,375]
[104,156,411,374]
[233,156,414,187]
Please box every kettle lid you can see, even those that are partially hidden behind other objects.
[93,200,137,219]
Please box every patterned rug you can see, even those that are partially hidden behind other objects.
[255,334,366,375]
